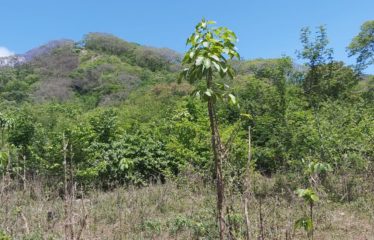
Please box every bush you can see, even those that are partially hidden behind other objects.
[0,230,11,240]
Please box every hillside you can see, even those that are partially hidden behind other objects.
[0,33,182,104]
[0,29,373,239]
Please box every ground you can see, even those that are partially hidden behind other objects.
[1,177,374,240]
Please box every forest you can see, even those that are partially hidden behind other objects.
[0,19,373,239]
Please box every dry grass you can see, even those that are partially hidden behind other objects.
[1,177,374,240]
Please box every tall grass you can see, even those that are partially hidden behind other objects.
[1,173,374,239]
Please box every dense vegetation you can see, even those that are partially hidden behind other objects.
[0,20,373,239]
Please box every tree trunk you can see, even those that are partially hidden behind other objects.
[244,126,252,240]
[23,154,27,191]
[259,198,264,240]
[206,73,226,240]
[69,144,75,240]
[62,134,71,240]
[244,197,251,240]
[310,203,314,240]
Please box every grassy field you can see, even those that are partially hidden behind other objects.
[1,174,374,240]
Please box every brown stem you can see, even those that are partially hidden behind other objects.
[76,187,88,240]
[62,133,70,240]
[20,210,30,235]
[244,126,252,240]
[69,144,75,240]
[259,198,264,240]
[244,198,251,240]
[310,203,314,240]
[23,154,27,191]
[206,71,226,240]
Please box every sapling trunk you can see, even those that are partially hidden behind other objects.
[259,197,264,240]
[244,198,251,240]
[69,143,75,240]
[244,126,252,240]
[23,154,26,191]
[207,73,226,240]
[62,134,71,240]
[310,202,314,240]
[180,19,240,240]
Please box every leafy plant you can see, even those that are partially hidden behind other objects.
[304,160,332,187]
[295,188,319,239]
[0,230,11,240]
[294,217,313,235]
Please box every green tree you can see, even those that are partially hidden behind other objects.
[0,113,14,148]
[8,113,35,189]
[296,26,361,170]
[348,20,374,72]
[179,19,240,239]
[314,61,358,99]
[297,26,333,103]
[8,114,35,150]
[89,109,118,143]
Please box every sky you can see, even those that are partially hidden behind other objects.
[1,0,373,73]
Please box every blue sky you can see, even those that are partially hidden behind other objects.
[1,0,373,73]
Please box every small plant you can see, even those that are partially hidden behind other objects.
[170,215,193,234]
[294,217,313,236]
[143,219,162,235]
[295,188,319,239]
[0,230,11,240]
[295,160,331,239]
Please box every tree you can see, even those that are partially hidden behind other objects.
[313,61,358,99]
[8,114,35,151]
[179,19,240,239]
[8,113,35,189]
[83,32,135,57]
[348,20,374,72]
[297,26,333,103]
[0,113,14,148]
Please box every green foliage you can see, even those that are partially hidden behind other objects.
[305,161,332,176]
[89,109,118,143]
[21,233,43,240]
[298,26,334,101]
[236,69,291,172]
[294,217,313,234]
[81,129,178,186]
[0,151,9,173]
[317,61,358,99]
[8,113,35,149]
[83,33,180,72]
[295,188,319,238]
[134,47,180,72]
[0,24,372,193]
[296,188,319,205]
[0,230,11,240]
[83,32,136,58]
[298,26,333,67]
[180,18,239,84]
[348,20,374,71]
[298,26,359,102]
[166,99,211,171]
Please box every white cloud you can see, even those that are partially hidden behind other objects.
[0,47,14,57]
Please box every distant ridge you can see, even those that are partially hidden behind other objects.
[0,39,74,67]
